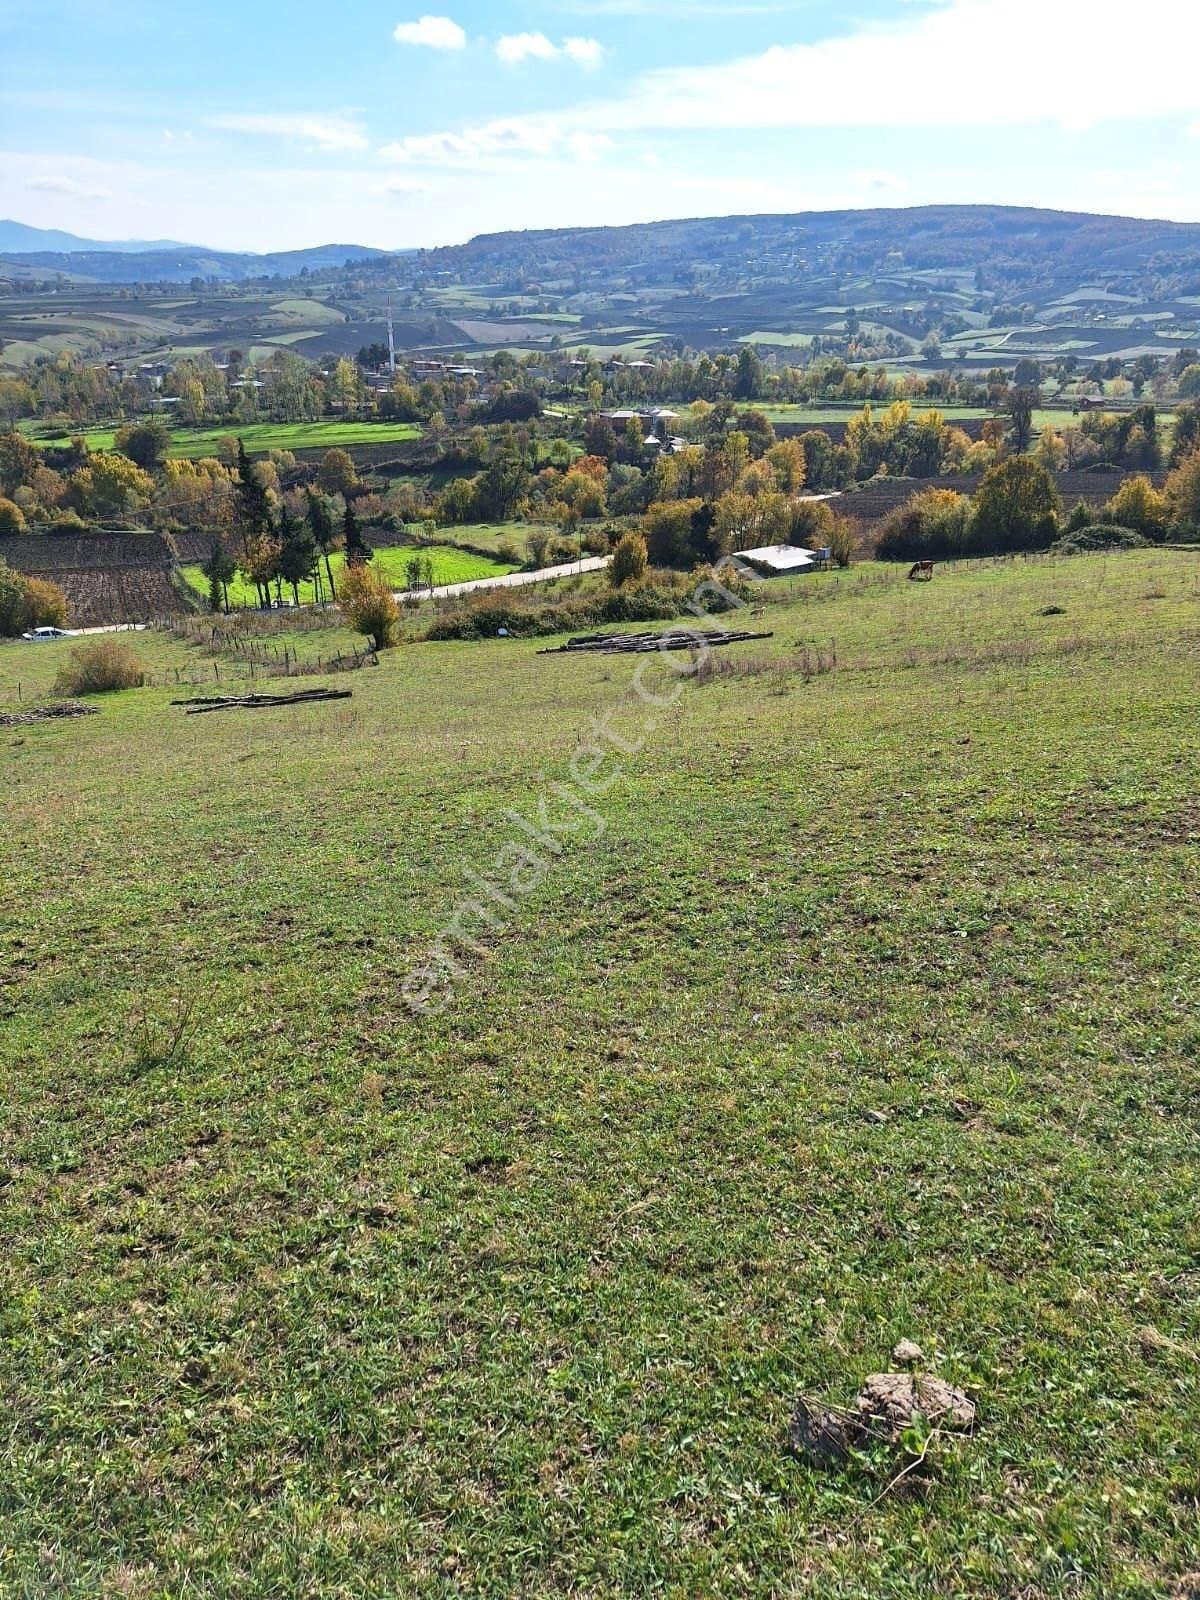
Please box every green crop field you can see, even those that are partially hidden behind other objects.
[2,550,1199,1596]
[180,544,520,607]
[25,420,424,459]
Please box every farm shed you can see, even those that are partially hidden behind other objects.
[735,544,820,577]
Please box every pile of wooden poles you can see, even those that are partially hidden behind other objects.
[174,688,353,715]
[539,628,773,657]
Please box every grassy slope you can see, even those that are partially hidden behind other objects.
[24,420,423,459]
[1,553,1199,1597]
[180,545,520,608]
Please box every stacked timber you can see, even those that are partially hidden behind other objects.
[540,629,773,657]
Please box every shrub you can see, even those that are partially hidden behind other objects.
[599,581,685,623]
[827,515,858,568]
[495,539,521,564]
[0,561,68,636]
[1051,524,1149,555]
[425,578,690,641]
[54,640,146,695]
[41,510,89,536]
[0,495,26,537]
[610,531,648,588]
[1064,499,1094,534]
[338,562,399,651]
[875,489,971,562]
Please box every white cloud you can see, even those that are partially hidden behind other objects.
[495,32,604,67]
[380,118,560,165]
[380,118,616,167]
[209,113,368,152]
[497,32,560,65]
[562,36,605,68]
[408,0,1200,156]
[577,0,1200,132]
[27,174,121,203]
[393,15,466,50]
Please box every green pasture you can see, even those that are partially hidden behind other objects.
[2,549,1199,1594]
[181,543,519,607]
[25,420,424,459]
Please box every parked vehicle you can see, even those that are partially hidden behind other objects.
[20,627,72,642]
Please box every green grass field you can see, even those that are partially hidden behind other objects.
[440,521,560,556]
[2,551,1199,1596]
[180,544,520,607]
[25,420,424,460]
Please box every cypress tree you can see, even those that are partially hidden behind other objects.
[342,500,372,568]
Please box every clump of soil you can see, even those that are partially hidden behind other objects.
[789,1366,976,1470]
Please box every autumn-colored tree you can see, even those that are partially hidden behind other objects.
[827,515,858,568]
[339,562,399,652]
[1169,401,1200,468]
[1165,448,1200,531]
[0,560,67,636]
[1103,475,1169,540]
[584,414,618,464]
[1035,427,1068,471]
[0,429,41,495]
[239,531,282,608]
[70,453,155,520]
[0,496,26,537]
[609,531,648,588]
[318,447,357,496]
[765,438,807,494]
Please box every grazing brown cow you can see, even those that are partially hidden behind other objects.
[908,561,934,582]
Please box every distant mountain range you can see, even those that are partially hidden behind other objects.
[0,221,196,254]
[0,221,390,284]
[4,205,1200,306]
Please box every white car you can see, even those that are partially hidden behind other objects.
[20,626,72,642]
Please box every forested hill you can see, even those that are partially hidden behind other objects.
[406,206,1200,298]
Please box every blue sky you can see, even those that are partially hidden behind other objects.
[2,0,1199,251]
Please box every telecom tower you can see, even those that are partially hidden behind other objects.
[386,294,396,376]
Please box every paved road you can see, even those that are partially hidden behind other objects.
[395,555,609,604]
[36,561,610,637]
